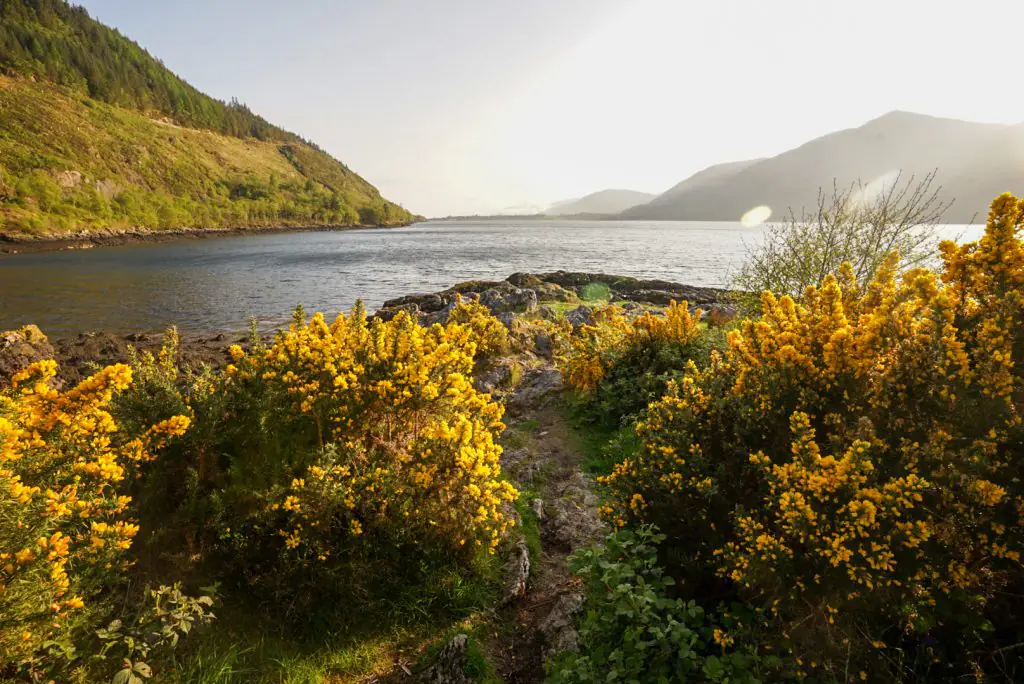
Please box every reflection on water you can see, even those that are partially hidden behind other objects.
[0,220,984,337]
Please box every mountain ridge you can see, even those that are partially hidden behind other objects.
[619,110,1024,223]
[545,189,655,215]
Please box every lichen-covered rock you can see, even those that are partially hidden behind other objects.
[564,305,593,329]
[539,592,585,657]
[420,634,472,684]
[501,538,531,605]
[0,325,55,388]
[546,472,605,550]
[478,285,538,315]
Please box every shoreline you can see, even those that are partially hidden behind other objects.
[0,221,421,255]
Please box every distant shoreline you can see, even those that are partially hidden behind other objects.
[0,221,420,255]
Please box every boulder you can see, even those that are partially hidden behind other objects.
[54,170,83,189]
[0,325,55,388]
[419,634,471,684]
[478,286,538,315]
[564,305,593,329]
[534,331,554,359]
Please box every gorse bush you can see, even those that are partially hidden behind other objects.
[0,358,190,675]
[556,301,723,427]
[445,297,510,360]
[109,304,520,622]
[593,194,1024,680]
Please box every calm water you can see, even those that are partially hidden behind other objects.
[0,220,983,337]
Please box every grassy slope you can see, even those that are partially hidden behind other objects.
[0,76,415,237]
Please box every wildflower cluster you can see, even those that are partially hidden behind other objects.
[222,304,518,577]
[444,296,510,360]
[0,359,189,666]
[597,194,1024,679]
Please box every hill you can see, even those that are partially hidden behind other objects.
[621,112,1024,223]
[0,0,415,238]
[545,189,655,216]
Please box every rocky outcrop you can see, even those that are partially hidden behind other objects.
[0,325,55,388]
[539,592,586,657]
[419,634,472,684]
[375,272,733,325]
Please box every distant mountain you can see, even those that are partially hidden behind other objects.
[621,112,1024,223]
[0,0,414,238]
[546,189,655,216]
[619,160,763,219]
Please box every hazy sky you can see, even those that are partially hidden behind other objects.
[79,0,1024,217]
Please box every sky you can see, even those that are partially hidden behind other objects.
[79,0,1024,217]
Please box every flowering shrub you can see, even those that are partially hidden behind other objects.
[445,297,510,360]
[597,195,1024,679]
[555,301,721,427]
[0,359,189,671]
[212,305,518,611]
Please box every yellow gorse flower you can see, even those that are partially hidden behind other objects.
[226,302,518,561]
[593,194,1024,673]
[0,357,189,661]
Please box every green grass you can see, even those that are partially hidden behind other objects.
[562,400,642,477]
[163,554,504,683]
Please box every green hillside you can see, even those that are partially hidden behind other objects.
[0,0,415,238]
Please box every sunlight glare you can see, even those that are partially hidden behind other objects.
[740,205,772,228]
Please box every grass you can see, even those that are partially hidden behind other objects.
[562,400,642,477]
[162,553,506,683]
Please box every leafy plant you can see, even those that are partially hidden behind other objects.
[548,526,775,683]
[94,583,217,684]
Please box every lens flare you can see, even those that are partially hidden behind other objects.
[740,205,772,228]
[848,170,901,210]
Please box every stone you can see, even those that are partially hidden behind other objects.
[534,331,553,359]
[509,367,563,410]
[54,170,83,189]
[478,285,538,315]
[0,325,56,389]
[530,498,544,521]
[564,305,593,329]
[500,538,530,605]
[545,472,605,550]
[419,634,471,684]
[539,593,585,657]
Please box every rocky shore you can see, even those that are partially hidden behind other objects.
[0,221,417,255]
[0,271,734,387]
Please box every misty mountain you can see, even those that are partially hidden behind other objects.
[619,160,763,219]
[621,112,1024,224]
[546,189,655,216]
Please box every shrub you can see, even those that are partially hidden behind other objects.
[445,297,510,360]
[556,301,722,427]
[598,194,1024,680]
[733,170,950,307]
[0,359,189,674]
[157,305,521,617]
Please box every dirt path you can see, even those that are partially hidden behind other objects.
[487,363,604,683]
